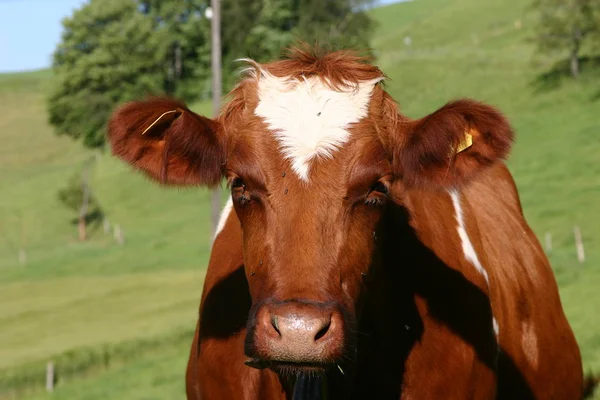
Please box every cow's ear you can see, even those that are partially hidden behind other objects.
[107,97,225,186]
[394,99,514,188]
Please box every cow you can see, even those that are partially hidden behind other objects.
[107,46,584,399]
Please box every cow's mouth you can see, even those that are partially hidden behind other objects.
[245,357,330,375]
[270,361,330,377]
[246,358,330,399]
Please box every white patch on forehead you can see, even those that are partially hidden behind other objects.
[254,71,383,181]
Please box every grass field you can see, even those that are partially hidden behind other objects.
[17,346,190,400]
[1,0,599,398]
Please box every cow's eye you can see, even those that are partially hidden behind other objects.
[231,177,245,190]
[365,180,389,206]
[369,181,388,195]
[230,177,251,206]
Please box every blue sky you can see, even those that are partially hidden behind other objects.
[0,0,401,73]
[0,0,87,72]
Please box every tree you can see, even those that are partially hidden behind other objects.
[239,0,295,64]
[531,0,600,78]
[57,157,103,241]
[138,0,212,99]
[222,0,376,87]
[293,0,376,51]
[48,0,210,149]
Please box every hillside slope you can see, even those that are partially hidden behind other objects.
[1,0,598,397]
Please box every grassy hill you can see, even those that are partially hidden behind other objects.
[1,0,599,398]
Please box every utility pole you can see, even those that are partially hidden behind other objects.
[209,0,222,236]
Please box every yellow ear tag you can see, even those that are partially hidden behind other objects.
[449,130,474,157]
[456,131,473,154]
[141,109,182,136]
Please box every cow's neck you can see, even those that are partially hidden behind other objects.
[346,191,498,397]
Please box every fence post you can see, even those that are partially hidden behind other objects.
[114,224,125,245]
[46,361,54,392]
[544,232,552,253]
[573,226,585,264]
[18,249,27,265]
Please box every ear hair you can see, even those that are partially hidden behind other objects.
[395,99,514,188]
[107,97,225,186]
[141,109,184,136]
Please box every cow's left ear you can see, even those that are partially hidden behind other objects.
[395,99,514,188]
[108,97,226,186]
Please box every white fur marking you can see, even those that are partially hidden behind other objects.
[450,190,498,337]
[521,320,538,367]
[214,198,234,239]
[493,318,499,336]
[254,70,383,181]
[449,190,489,285]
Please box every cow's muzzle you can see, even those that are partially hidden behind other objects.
[245,300,345,371]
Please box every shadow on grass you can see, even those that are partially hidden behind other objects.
[583,372,600,399]
[531,56,600,97]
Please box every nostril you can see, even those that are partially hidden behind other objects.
[314,319,331,341]
[270,315,281,336]
[254,304,345,362]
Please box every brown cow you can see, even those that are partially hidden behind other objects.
[107,46,583,399]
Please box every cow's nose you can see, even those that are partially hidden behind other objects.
[271,308,332,343]
[250,301,344,363]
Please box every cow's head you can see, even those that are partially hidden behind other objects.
[108,48,513,376]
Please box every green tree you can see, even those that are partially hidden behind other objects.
[57,157,102,241]
[49,0,163,149]
[531,0,600,78]
[222,0,376,87]
[139,0,212,99]
[241,0,295,62]
[293,0,376,51]
[48,0,210,149]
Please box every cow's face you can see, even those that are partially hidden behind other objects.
[224,74,392,371]
[107,49,513,376]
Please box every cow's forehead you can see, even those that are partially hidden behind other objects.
[251,70,384,182]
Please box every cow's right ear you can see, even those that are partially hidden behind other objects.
[107,97,225,186]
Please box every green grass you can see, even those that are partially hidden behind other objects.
[0,271,203,370]
[1,328,194,400]
[13,342,191,400]
[1,0,599,398]
[0,71,213,398]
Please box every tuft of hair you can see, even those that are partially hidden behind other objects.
[240,42,385,91]
[397,99,514,189]
[107,97,225,186]
[292,373,325,400]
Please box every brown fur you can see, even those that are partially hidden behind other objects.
[398,99,514,188]
[107,47,583,399]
